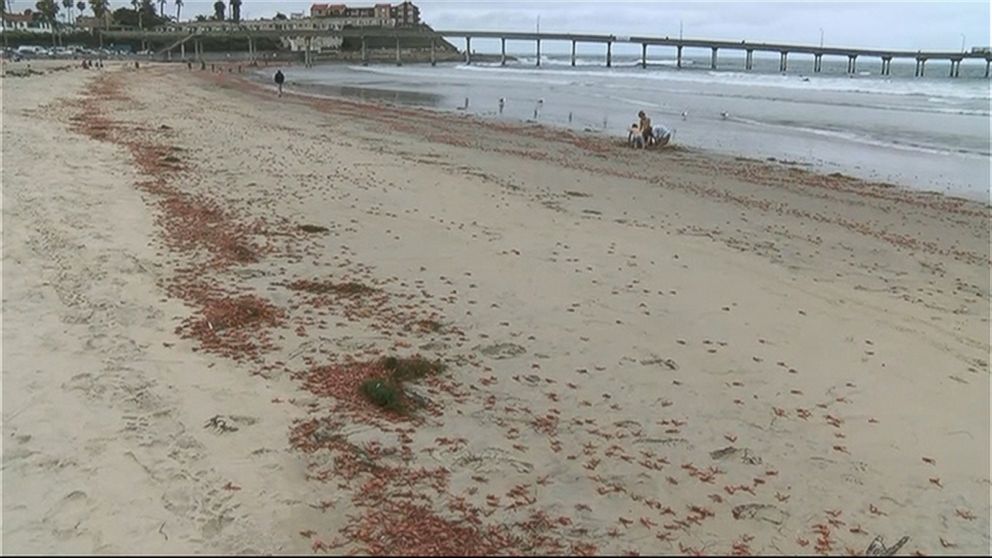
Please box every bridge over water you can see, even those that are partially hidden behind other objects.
[101,26,991,78]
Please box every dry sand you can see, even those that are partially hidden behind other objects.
[2,61,989,555]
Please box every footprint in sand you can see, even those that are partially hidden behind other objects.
[475,342,526,360]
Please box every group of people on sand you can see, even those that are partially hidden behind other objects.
[628,110,673,150]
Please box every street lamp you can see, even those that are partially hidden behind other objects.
[960,33,966,53]
[819,28,824,48]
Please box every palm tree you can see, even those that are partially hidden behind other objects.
[2,0,11,50]
[61,0,72,25]
[35,0,60,46]
[174,0,182,22]
[229,0,240,23]
[212,0,224,21]
[88,0,109,29]
[130,0,142,29]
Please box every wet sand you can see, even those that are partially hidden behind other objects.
[3,61,990,555]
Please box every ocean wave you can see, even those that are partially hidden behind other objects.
[460,61,990,102]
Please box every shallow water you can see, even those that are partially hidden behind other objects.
[274,54,991,202]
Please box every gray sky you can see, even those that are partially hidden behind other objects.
[13,1,989,52]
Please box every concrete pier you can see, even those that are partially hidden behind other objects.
[949,58,962,78]
[105,27,992,80]
[711,47,718,69]
[880,56,891,75]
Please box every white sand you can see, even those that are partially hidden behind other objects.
[2,62,988,555]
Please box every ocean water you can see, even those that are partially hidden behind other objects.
[278,52,991,202]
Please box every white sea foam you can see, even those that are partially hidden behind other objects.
[456,60,990,102]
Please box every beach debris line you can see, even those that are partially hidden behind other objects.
[302,356,445,417]
[68,71,601,557]
[288,278,377,297]
[177,294,285,360]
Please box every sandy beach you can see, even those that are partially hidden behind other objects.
[2,61,989,555]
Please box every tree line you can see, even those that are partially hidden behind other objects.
[8,1,256,32]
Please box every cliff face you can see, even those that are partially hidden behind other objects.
[338,24,460,53]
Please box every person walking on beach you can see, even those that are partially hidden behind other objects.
[274,69,285,97]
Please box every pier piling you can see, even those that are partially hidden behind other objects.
[813,53,822,73]
[607,41,612,67]
[986,59,990,78]
[641,43,647,68]
[677,45,682,69]
[711,47,718,69]
[465,36,471,64]
[571,40,576,66]
[536,38,541,67]
[779,51,788,72]
[746,49,753,71]
[501,37,506,66]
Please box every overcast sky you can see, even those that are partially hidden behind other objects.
[12,1,989,52]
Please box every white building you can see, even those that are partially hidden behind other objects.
[2,11,54,34]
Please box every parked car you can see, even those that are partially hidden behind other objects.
[16,45,47,56]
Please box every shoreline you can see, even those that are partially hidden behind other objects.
[4,62,989,554]
[238,66,990,210]
[271,60,990,203]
